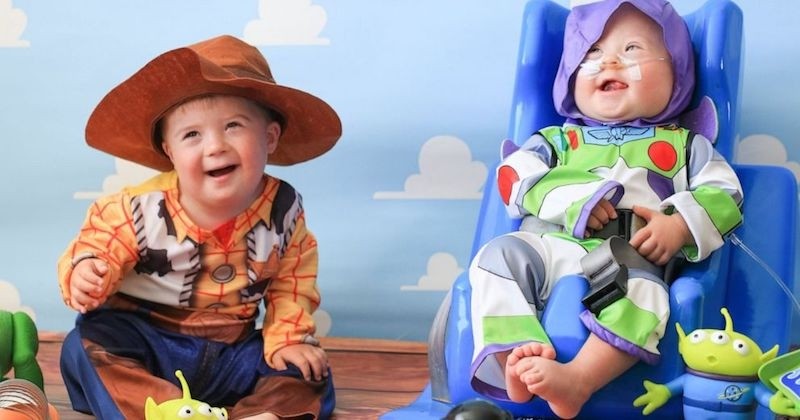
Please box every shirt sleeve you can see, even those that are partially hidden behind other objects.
[57,192,141,307]
[499,131,623,238]
[262,194,321,366]
[661,133,743,261]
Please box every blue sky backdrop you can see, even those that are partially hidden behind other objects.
[1,0,798,345]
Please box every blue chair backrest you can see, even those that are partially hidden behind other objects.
[382,1,797,418]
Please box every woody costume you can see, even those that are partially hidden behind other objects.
[57,35,341,419]
[468,0,743,400]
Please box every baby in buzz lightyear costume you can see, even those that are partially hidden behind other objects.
[466,0,743,418]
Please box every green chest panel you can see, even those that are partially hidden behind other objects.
[540,125,689,178]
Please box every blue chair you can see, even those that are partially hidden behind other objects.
[383,0,797,418]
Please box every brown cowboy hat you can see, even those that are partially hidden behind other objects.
[85,35,342,171]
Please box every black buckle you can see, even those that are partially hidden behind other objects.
[593,209,636,241]
[582,264,628,316]
[580,236,665,316]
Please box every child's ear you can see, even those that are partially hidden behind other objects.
[161,141,174,161]
[266,121,281,153]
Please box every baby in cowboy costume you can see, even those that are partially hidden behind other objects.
[57,35,341,419]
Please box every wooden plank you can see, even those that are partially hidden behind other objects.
[31,333,430,420]
[321,337,427,355]
[328,350,428,392]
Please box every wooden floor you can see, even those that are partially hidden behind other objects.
[34,332,430,420]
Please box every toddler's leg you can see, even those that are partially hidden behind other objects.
[60,319,182,419]
[80,338,182,418]
[231,373,334,419]
[468,233,558,399]
[516,334,636,419]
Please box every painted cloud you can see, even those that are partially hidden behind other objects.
[313,309,332,337]
[401,252,464,292]
[374,135,487,200]
[74,158,159,200]
[244,0,330,46]
[0,0,29,47]
[0,279,36,320]
[736,134,800,186]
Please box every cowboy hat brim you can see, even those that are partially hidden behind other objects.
[86,44,342,171]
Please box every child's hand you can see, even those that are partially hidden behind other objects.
[272,343,329,382]
[69,259,108,313]
[629,206,692,265]
[585,199,617,237]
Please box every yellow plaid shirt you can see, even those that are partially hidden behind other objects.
[58,171,321,366]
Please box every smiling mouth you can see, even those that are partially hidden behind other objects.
[207,165,236,177]
[601,80,628,91]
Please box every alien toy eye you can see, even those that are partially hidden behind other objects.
[178,405,195,418]
[711,331,730,344]
[212,407,229,420]
[689,330,707,343]
[197,403,212,415]
[732,339,750,356]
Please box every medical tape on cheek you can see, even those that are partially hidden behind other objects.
[577,57,603,78]
[618,54,642,81]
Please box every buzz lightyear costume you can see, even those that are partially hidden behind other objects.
[468,0,743,400]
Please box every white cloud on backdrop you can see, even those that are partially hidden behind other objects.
[736,134,800,187]
[313,309,331,337]
[0,279,36,320]
[374,135,487,200]
[0,0,29,47]
[244,0,330,46]
[401,252,464,292]
[74,158,159,200]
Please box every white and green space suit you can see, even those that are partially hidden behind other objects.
[469,124,743,399]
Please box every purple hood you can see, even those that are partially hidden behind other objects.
[553,0,695,126]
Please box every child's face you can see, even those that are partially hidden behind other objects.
[573,4,674,123]
[160,95,280,220]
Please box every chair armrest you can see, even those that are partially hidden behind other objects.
[541,275,589,362]
[668,275,705,334]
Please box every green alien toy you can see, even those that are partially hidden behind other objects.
[0,310,44,390]
[0,309,60,419]
[633,307,794,419]
[144,370,228,420]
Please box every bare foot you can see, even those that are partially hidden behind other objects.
[502,342,556,403]
[518,357,591,419]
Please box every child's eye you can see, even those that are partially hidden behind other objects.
[225,121,242,130]
[183,130,200,140]
[623,43,649,58]
[585,46,602,59]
